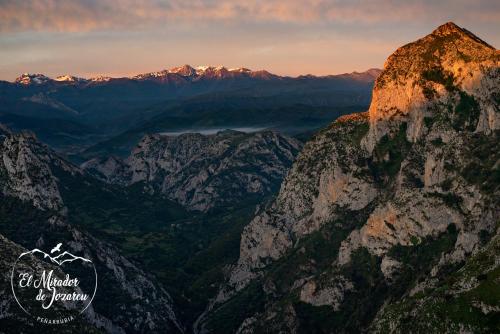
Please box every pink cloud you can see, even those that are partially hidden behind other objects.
[0,0,498,33]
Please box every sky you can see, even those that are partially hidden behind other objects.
[0,0,499,81]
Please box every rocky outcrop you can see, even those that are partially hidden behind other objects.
[0,129,80,211]
[200,22,500,333]
[83,130,302,212]
[299,277,353,309]
[80,155,131,186]
[363,22,499,152]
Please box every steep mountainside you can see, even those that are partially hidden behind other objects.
[0,127,184,333]
[198,22,500,333]
[82,130,302,212]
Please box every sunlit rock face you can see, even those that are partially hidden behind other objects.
[199,23,500,333]
[364,22,499,152]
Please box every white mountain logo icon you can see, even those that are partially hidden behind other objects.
[20,248,93,266]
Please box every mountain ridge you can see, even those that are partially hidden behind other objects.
[9,66,382,86]
[81,129,303,212]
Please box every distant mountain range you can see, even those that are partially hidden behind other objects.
[0,66,380,157]
[9,65,381,86]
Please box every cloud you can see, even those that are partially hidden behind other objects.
[0,0,499,33]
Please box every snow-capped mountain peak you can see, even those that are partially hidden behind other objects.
[54,74,86,82]
[130,65,268,81]
[14,73,51,85]
[169,64,196,76]
[195,65,211,72]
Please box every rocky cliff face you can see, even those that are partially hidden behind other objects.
[0,127,79,211]
[0,127,183,333]
[364,22,499,151]
[83,130,302,212]
[199,22,499,333]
